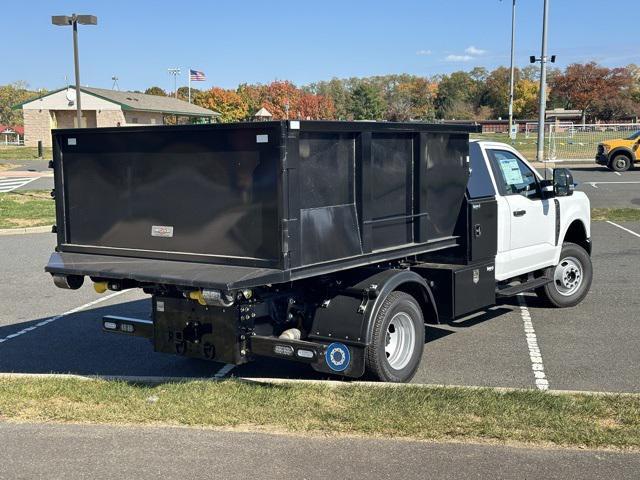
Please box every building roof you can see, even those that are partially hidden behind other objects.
[0,125,24,135]
[254,107,273,118]
[545,108,582,119]
[14,86,219,117]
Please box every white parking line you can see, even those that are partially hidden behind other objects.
[606,221,640,239]
[518,295,549,391]
[0,290,131,345]
[0,177,39,193]
[615,172,622,176]
[587,181,640,189]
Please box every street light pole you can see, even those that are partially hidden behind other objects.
[508,0,516,141]
[72,17,82,128]
[52,14,97,128]
[536,0,550,162]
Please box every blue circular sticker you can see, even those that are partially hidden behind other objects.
[325,342,350,372]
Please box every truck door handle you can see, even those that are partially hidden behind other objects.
[513,210,526,217]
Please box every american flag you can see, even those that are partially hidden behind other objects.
[190,69,206,81]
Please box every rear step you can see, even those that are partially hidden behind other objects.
[496,277,552,298]
[103,315,153,338]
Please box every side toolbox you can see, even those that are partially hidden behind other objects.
[465,197,497,263]
[413,261,496,321]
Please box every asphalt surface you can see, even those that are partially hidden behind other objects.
[1,422,638,480]
[1,220,638,392]
[568,167,640,208]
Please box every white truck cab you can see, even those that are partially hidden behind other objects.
[470,140,592,307]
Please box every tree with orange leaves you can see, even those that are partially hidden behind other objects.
[203,87,248,123]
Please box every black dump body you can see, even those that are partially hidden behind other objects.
[46,120,476,290]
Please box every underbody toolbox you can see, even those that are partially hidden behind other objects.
[413,261,496,321]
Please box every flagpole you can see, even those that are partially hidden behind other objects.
[188,68,191,104]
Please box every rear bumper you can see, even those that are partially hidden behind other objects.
[45,251,286,290]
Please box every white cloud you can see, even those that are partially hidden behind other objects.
[445,54,473,62]
[465,45,486,56]
[416,49,432,56]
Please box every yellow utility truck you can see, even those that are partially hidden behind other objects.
[596,130,640,171]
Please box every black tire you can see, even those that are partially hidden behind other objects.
[537,242,592,308]
[610,153,632,172]
[365,291,424,383]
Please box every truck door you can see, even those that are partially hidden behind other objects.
[486,148,556,278]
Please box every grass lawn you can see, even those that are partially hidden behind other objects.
[0,163,21,172]
[592,208,640,222]
[0,146,52,161]
[471,133,538,160]
[0,378,638,449]
[0,190,55,229]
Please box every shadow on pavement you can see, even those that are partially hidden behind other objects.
[0,296,520,381]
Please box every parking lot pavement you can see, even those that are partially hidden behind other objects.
[530,221,640,392]
[0,221,638,392]
[537,166,640,208]
[0,161,53,192]
[2,422,639,480]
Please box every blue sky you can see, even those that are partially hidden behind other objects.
[3,0,639,92]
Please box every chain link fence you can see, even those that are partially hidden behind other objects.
[472,122,639,162]
[547,123,639,161]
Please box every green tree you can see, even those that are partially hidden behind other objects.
[305,78,350,120]
[349,82,385,120]
[434,71,477,118]
[0,81,42,126]
[144,86,166,96]
[484,66,514,118]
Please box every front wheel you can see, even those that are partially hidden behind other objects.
[610,153,631,172]
[537,242,593,308]
[365,291,424,382]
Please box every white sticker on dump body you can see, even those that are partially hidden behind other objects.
[151,225,174,238]
[256,134,269,143]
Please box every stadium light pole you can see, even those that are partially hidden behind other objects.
[535,0,549,162]
[507,0,516,142]
[168,68,181,98]
[52,14,98,128]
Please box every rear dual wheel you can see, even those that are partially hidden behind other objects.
[365,291,424,383]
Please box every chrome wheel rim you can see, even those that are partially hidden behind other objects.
[553,256,583,296]
[385,312,416,370]
[615,157,627,169]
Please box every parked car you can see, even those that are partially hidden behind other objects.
[596,130,640,171]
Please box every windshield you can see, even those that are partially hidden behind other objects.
[625,130,640,140]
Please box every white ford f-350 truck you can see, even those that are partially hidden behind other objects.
[469,139,592,308]
[46,122,592,382]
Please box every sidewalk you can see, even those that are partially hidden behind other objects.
[1,422,637,480]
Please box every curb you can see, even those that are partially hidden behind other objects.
[0,225,52,236]
[0,372,638,397]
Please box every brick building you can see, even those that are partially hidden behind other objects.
[14,86,219,147]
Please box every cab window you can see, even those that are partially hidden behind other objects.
[468,142,496,198]
[487,149,539,199]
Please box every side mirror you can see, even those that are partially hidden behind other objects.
[553,168,574,197]
[540,179,555,199]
